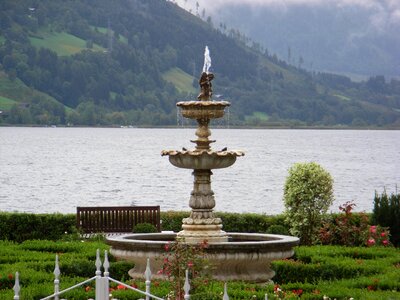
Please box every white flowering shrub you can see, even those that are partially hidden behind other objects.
[283,162,334,245]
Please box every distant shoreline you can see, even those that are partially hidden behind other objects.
[1,124,400,130]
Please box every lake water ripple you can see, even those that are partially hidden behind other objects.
[0,127,399,214]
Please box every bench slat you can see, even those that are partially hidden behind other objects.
[77,206,161,233]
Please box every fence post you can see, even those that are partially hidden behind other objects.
[95,249,108,300]
[145,258,151,300]
[13,272,20,300]
[222,282,229,300]
[103,250,110,277]
[184,269,190,300]
[53,255,60,300]
[265,294,268,300]
[103,250,110,299]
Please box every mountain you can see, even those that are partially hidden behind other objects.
[188,0,400,79]
[0,0,399,127]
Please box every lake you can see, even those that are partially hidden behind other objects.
[0,127,399,215]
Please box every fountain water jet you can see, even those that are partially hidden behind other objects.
[107,47,299,282]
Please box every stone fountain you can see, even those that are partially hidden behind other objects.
[107,47,299,282]
[161,46,244,245]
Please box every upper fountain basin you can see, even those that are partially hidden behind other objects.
[177,100,230,120]
[161,149,244,169]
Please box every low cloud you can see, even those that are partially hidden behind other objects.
[176,0,400,30]
[190,0,399,10]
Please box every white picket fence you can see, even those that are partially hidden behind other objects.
[12,249,250,300]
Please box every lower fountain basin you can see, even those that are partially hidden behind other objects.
[107,232,299,282]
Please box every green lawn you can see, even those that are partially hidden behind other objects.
[30,30,105,56]
[162,67,197,95]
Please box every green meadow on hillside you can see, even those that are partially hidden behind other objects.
[29,29,104,56]
[0,71,72,113]
[245,111,270,123]
[0,95,17,111]
[162,67,197,95]
[0,72,42,103]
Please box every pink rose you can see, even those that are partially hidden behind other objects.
[367,238,376,246]
[369,226,377,234]
[382,240,389,246]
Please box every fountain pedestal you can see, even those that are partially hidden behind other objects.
[177,169,228,243]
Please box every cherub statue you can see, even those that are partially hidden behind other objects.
[197,72,214,101]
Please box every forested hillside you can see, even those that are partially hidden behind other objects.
[0,0,399,127]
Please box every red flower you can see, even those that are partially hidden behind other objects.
[369,226,377,234]
[117,284,127,290]
[187,261,194,268]
[382,240,389,246]
[367,238,376,246]
[380,232,386,237]
[293,289,303,295]
[85,286,91,292]
[131,282,138,289]
[164,243,170,251]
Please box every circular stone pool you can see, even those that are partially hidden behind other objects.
[107,232,299,282]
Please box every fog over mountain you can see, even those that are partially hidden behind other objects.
[176,0,400,78]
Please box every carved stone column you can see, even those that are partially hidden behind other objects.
[178,169,228,244]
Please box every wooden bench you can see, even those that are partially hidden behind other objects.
[76,206,161,233]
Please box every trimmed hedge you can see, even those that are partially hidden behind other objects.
[160,211,190,232]
[0,211,288,242]
[0,212,76,242]
[132,222,158,233]
[270,245,400,299]
[0,241,399,299]
[160,211,287,233]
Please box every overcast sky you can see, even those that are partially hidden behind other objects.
[175,0,400,27]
